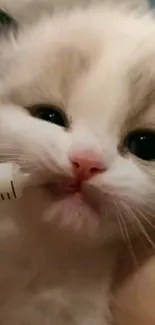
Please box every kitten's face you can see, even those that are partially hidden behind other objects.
[0,7,155,243]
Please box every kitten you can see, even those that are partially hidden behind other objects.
[0,4,155,325]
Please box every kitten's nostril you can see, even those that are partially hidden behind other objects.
[70,149,105,181]
[90,167,100,174]
[73,161,80,169]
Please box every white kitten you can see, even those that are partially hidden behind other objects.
[0,5,155,325]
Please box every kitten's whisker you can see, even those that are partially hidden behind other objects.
[121,201,155,248]
[113,200,125,241]
[0,154,29,159]
[122,202,150,251]
[119,207,138,266]
[113,199,138,264]
[140,206,155,219]
[135,207,155,230]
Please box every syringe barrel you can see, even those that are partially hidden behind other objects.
[0,163,25,201]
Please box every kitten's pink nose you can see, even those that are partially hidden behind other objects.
[70,149,105,181]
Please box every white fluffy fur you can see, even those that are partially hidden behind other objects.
[0,0,147,23]
[0,4,155,325]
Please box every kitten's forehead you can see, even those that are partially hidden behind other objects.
[68,49,155,136]
[1,5,155,136]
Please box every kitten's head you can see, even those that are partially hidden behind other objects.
[0,6,155,244]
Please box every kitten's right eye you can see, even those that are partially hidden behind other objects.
[31,104,69,128]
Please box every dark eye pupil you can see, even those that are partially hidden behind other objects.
[125,131,155,161]
[33,105,68,128]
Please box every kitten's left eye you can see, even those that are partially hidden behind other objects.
[124,130,155,161]
[31,104,69,128]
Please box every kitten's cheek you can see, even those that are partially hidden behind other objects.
[32,133,73,180]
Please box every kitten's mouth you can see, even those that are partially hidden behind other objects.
[39,177,117,236]
[45,173,93,198]
[46,180,82,197]
[44,177,105,217]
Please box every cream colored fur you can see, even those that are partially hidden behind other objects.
[0,0,147,23]
[0,4,155,325]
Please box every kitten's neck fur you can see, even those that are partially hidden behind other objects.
[17,219,118,284]
[13,197,119,282]
[0,209,117,325]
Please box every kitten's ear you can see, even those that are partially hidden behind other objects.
[0,9,18,36]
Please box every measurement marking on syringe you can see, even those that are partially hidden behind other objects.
[7,193,11,200]
[1,193,4,200]
[11,181,17,199]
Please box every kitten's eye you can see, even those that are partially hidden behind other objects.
[124,130,155,161]
[32,105,68,128]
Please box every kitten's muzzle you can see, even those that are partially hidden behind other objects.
[69,148,105,182]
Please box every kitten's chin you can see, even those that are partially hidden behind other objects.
[45,191,100,236]
[20,184,119,244]
[42,182,119,241]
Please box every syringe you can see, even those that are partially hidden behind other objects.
[0,163,29,201]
